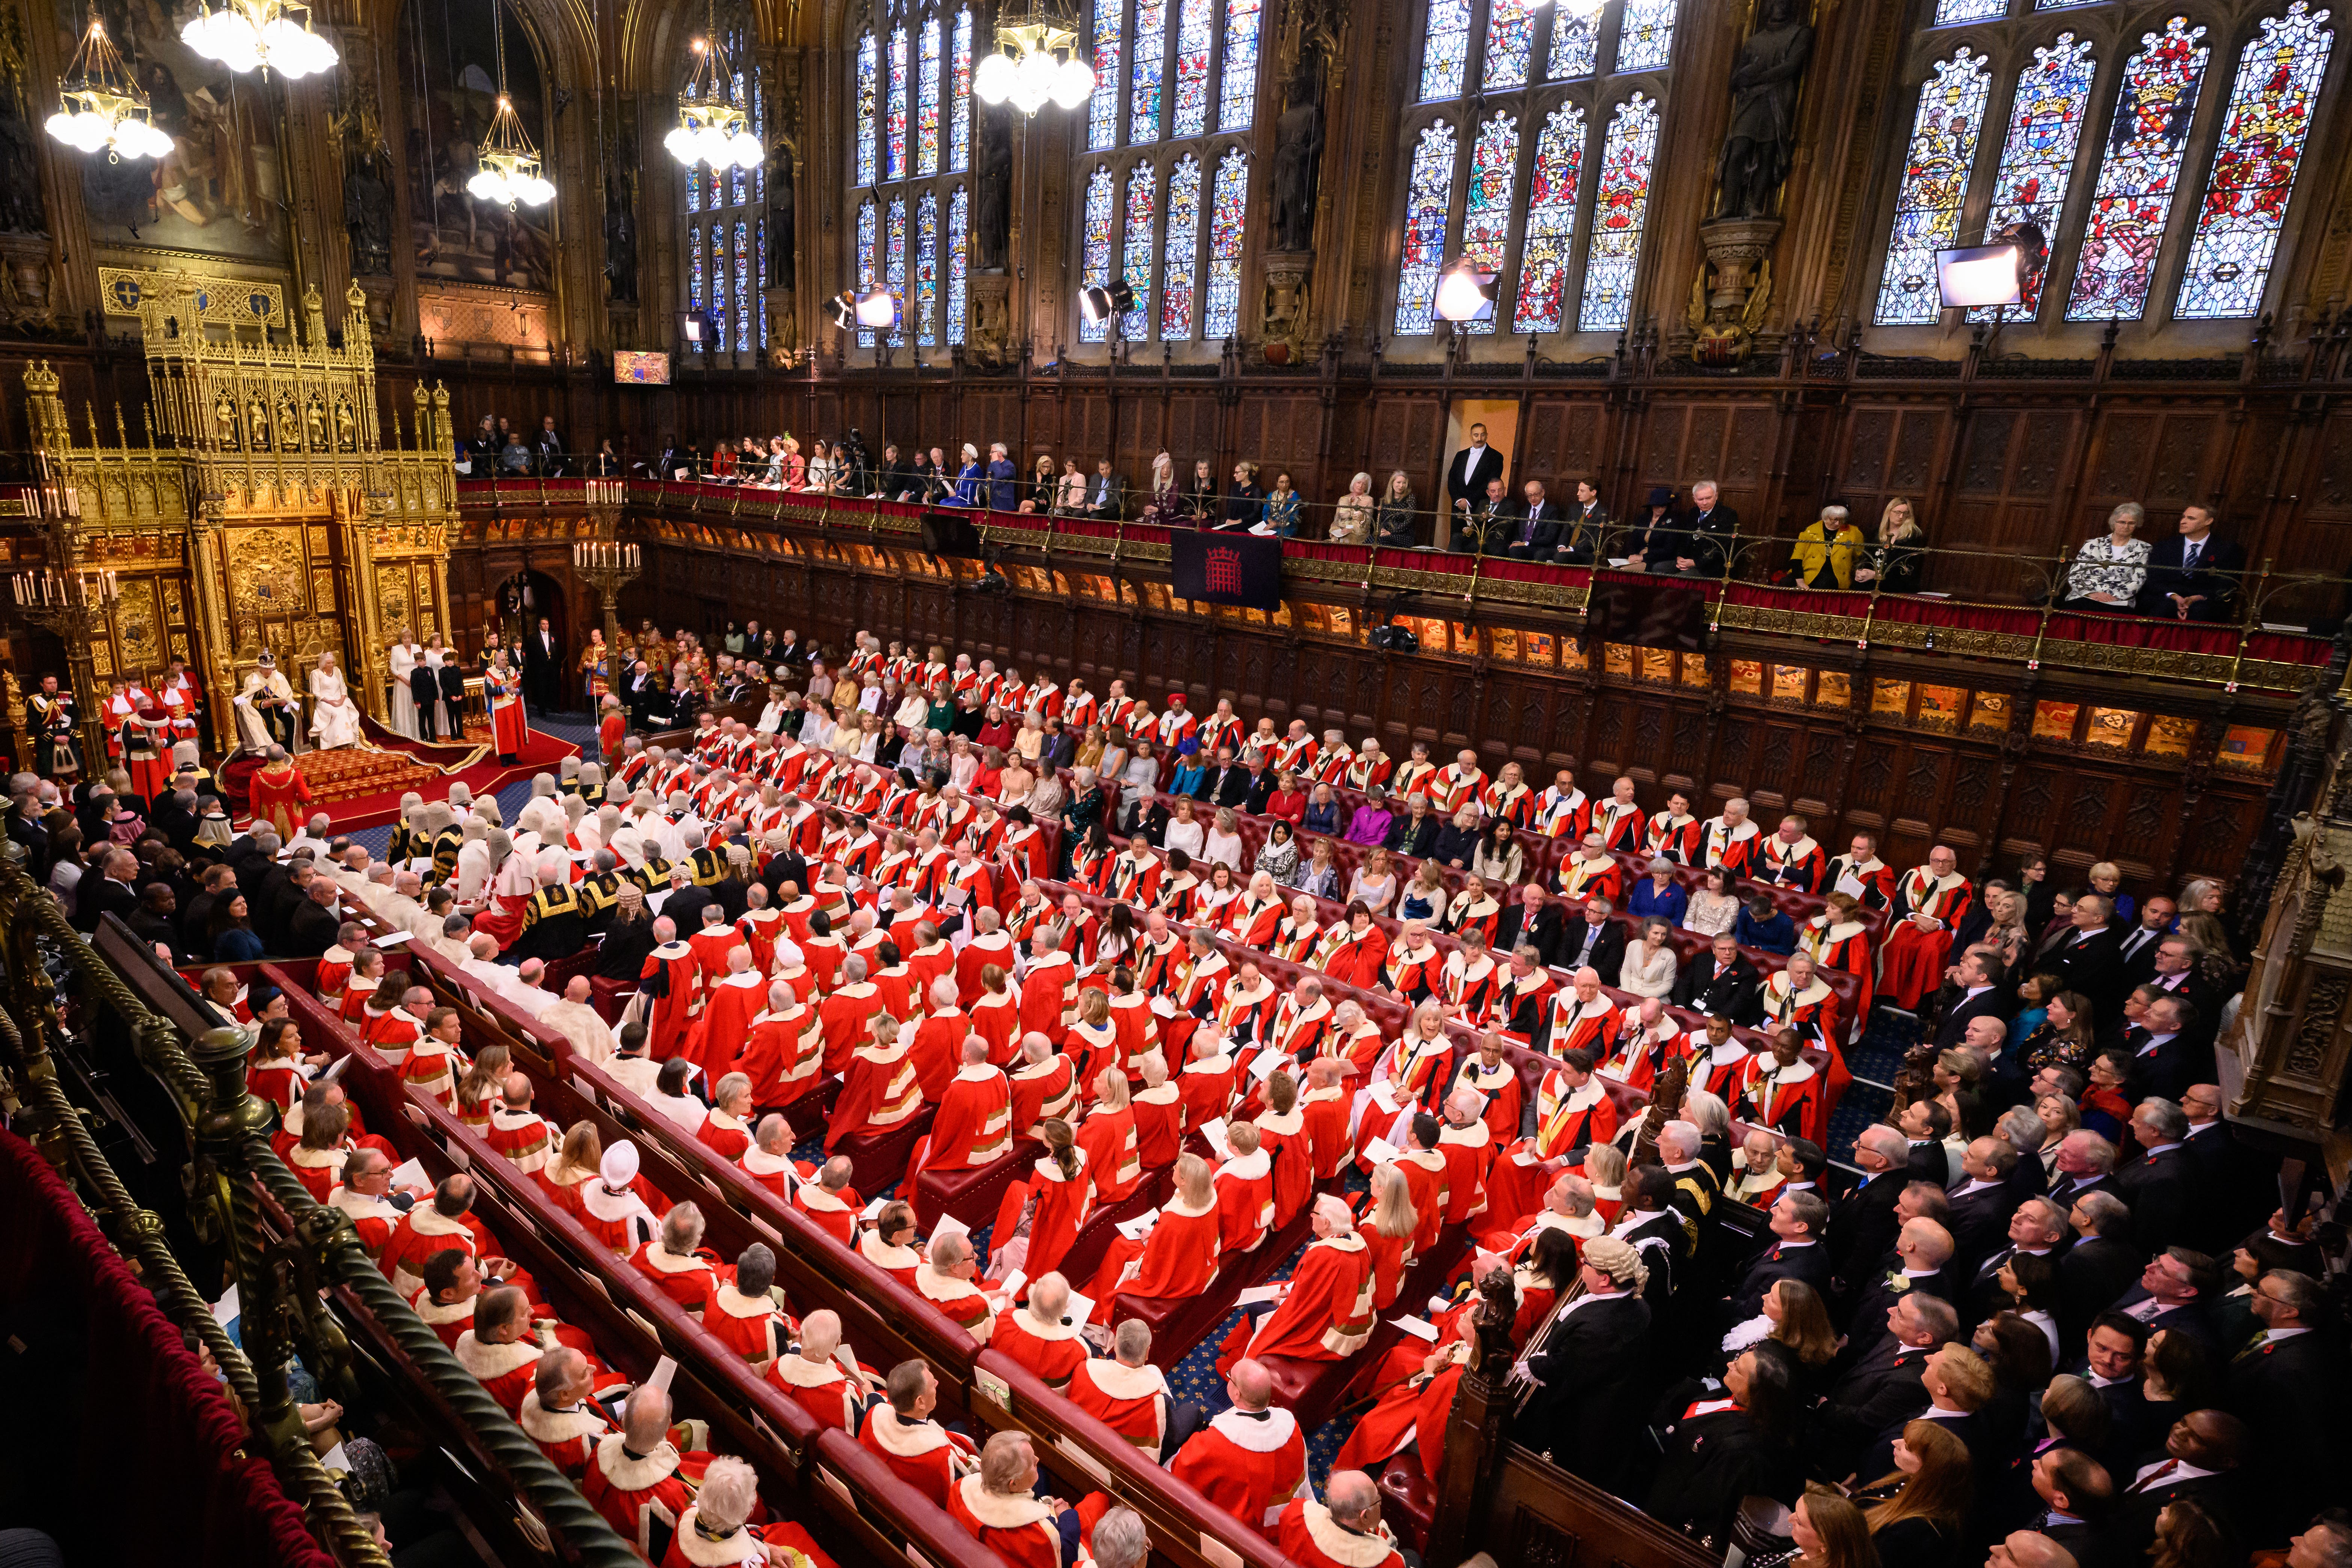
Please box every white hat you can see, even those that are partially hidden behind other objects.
[600,1141,640,1188]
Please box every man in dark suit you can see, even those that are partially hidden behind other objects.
[2059,1192,2143,1344]
[1722,1191,1832,1323]
[2107,1246,2221,1348]
[2106,1410,2246,1562]
[1523,1238,1652,1485]
[1841,1216,1958,1367]
[1618,486,1684,570]
[286,879,346,956]
[1966,1194,2068,1325]
[523,616,560,713]
[534,414,566,476]
[2114,1099,2192,1250]
[1458,477,1512,556]
[2224,1270,2343,1525]
[1675,479,1738,577]
[2123,996,2204,1104]
[2027,1449,2118,1566]
[1194,749,1249,808]
[2050,895,2129,1019]
[1444,422,1507,545]
[71,846,141,934]
[1556,895,1627,983]
[2135,505,2246,622]
[1935,950,2013,1048]
[1613,1166,1688,1312]
[2044,1130,2120,1212]
[2175,1084,2268,1255]
[1813,1292,1954,1475]
[1559,479,1607,565]
[1241,757,1277,815]
[1084,458,1125,518]
[1828,1126,1912,1302]
[2115,896,2176,988]
[657,865,716,938]
[1858,1344,1994,1479]
[1494,884,1565,970]
[2142,937,2222,1045]
[1946,1136,2027,1278]
[439,653,470,738]
[1671,931,1761,1024]
[1497,479,1565,560]
[1119,792,1170,847]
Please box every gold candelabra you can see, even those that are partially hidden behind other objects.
[9,510,122,771]
[570,537,642,669]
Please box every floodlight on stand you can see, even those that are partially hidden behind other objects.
[1433,258,1496,323]
[825,291,859,330]
[1078,285,1113,324]
[1934,242,2025,311]
[677,308,715,348]
[853,284,897,329]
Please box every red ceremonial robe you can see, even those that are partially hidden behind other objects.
[580,1433,706,1559]
[765,1351,862,1431]
[518,1390,609,1477]
[692,970,768,1078]
[1066,1355,1172,1456]
[946,1475,1066,1568]
[702,1282,787,1366]
[1217,1231,1373,1371]
[638,942,706,1062]
[792,1182,862,1247]
[1132,1082,1184,1170]
[990,1306,1091,1390]
[1276,1498,1407,1568]
[631,1239,723,1314]
[1076,1103,1142,1203]
[1212,1149,1275,1254]
[1089,1193,1221,1321]
[826,1037,924,1153]
[1168,1406,1311,1529]
[1009,1052,1078,1138]
[911,1063,1015,1178]
[858,1406,975,1509]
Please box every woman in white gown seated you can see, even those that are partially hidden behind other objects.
[309,651,363,750]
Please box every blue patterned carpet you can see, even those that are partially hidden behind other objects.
[1828,1006,1924,1162]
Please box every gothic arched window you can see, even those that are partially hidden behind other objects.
[1393,0,1677,338]
[1870,1,2338,329]
[681,11,767,360]
[1074,0,1261,344]
[851,0,974,345]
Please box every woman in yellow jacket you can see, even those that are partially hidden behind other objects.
[1790,504,1866,590]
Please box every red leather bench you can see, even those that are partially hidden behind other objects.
[912,1137,1041,1234]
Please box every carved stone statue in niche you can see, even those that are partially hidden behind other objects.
[604,169,638,303]
[1715,0,1814,220]
[1269,54,1324,255]
[974,107,1012,270]
[344,150,393,275]
[0,56,45,236]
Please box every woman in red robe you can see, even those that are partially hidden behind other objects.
[989,1120,1095,1291]
[1253,1071,1315,1231]
[1075,1069,1143,1204]
[1084,1153,1221,1321]
[1314,905,1390,994]
[1331,1310,1472,1482]
[1357,1163,1419,1310]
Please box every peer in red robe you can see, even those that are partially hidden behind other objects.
[765,1336,866,1432]
[246,755,314,839]
[792,1167,864,1246]
[692,958,769,1079]
[989,1285,1092,1391]
[1215,1201,1374,1373]
[858,1398,977,1511]
[1486,1052,1617,1227]
[638,938,706,1063]
[1178,1031,1239,1132]
[737,993,823,1111]
[817,968,888,1075]
[1088,1161,1221,1320]
[1168,1387,1312,1530]
[1008,1043,1078,1138]
[1331,1315,1472,1483]
[1880,854,1973,1011]
[946,1468,1075,1568]
[1075,1079,1143,1204]
[1452,1039,1525,1143]
[1066,1351,1173,1458]
[909,1045,1015,1184]
[826,1019,925,1154]
[1275,1493,1407,1568]
[1212,1134,1275,1255]
[991,1146,1095,1286]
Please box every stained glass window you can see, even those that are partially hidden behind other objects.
[1512,102,1586,333]
[1172,0,1214,137]
[887,196,909,344]
[687,158,701,213]
[948,184,969,345]
[1579,92,1660,331]
[1219,0,1260,129]
[1933,0,2006,22]
[711,222,730,353]
[951,10,973,170]
[918,16,942,175]
[917,190,940,344]
[1615,0,1675,72]
[857,199,878,346]
[2067,16,2209,320]
[1420,0,1470,100]
[689,225,706,338]
[757,220,769,347]
[1206,148,1247,340]
[1091,0,1123,148]
[1460,111,1518,334]
[2036,0,2102,9]
[1974,33,2095,319]
[732,72,749,206]
[1122,161,1157,337]
[1130,0,1167,142]
[1395,119,1458,334]
[2176,1,2334,319]
[1548,11,1599,79]
[754,78,766,203]
[856,31,879,185]
[1162,154,1202,337]
[735,219,751,349]
[887,26,910,179]
[1873,48,1993,325]
[1080,165,1117,342]
[1483,0,1535,91]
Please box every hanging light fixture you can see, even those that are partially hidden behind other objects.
[466,4,555,207]
[664,1,763,170]
[179,0,338,78]
[45,18,173,160]
[972,0,1093,117]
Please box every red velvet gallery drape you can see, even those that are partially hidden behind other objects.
[0,1129,335,1568]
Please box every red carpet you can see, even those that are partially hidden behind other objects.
[219,715,578,831]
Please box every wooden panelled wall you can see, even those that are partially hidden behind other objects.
[620,505,2292,899]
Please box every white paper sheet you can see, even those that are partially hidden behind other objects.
[389,1156,428,1191]
[1062,1291,1095,1327]
[1199,1117,1231,1159]
[1114,1207,1161,1241]
[1369,1081,1399,1113]
[372,929,413,948]
[1235,1284,1283,1307]
[1362,1137,1402,1165]
[1392,1314,1439,1342]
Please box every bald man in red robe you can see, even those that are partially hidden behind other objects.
[1167,1359,1312,1529]
[908,1036,1014,1191]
